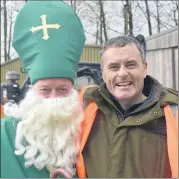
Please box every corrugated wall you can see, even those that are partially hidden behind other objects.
[1,58,27,85]
[146,26,178,90]
[81,45,101,63]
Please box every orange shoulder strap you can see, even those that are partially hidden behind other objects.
[77,87,98,178]
[1,104,5,118]
[164,104,178,178]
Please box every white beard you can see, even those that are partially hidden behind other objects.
[4,88,84,176]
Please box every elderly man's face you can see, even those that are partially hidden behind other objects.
[102,44,147,106]
[33,78,73,98]
[5,78,84,175]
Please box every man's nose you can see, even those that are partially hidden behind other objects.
[49,90,59,98]
[117,65,128,78]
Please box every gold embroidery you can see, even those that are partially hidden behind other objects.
[30,14,60,40]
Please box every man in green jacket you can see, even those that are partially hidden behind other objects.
[81,35,178,178]
[1,0,85,178]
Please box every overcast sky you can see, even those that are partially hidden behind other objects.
[1,0,178,63]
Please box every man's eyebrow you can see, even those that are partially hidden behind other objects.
[108,62,119,66]
[37,84,70,88]
[56,85,70,88]
[38,85,49,88]
[126,59,137,63]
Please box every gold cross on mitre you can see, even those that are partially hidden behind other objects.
[30,14,60,40]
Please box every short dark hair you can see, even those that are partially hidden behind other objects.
[100,35,146,66]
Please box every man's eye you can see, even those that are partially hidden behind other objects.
[57,88,68,92]
[40,88,49,92]
[126,63,137,68]
[109,66,119,70]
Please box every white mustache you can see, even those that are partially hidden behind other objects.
[11,87,84,176]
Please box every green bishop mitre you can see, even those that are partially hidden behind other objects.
[12,0,86,84]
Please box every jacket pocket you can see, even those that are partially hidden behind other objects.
[123,127,168,178]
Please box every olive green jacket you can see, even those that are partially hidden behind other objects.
[82,75,178,178]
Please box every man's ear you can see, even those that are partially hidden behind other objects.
[144,62,148,78]
[101,65,106,81]
[102,71,106,83]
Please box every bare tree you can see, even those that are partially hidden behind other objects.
[128,0,133,35]
[7,19,13,61]
[70,0,77,13]
[65,0,83,15]
[6,2,17,61]
[99,0,108,42]
[144,0,152,35]
[81,1,109,44]
[123,3,128,35]
[3,0,7,61]
[149,1,177,32]
[155,0,161,32]
[88,0,108,44]
[136,1,152,36]
[1,1,25,62]
[123,0,133,35]
[80,1,101,44]
[99,1,103,44]
[95,20,99,44]
[160,1,178,26]
[172,0,178,25]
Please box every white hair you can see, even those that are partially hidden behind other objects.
[4,88,84,175]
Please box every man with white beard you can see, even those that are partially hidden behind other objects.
[1,0,85,178]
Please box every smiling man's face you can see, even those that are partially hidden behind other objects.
[102,44,147,106]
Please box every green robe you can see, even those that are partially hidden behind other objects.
[1,117,76,178]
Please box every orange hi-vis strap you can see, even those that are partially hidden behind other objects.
[77,87,98,178]
[1,104,5,118]
[1,98,8,118]
[164,104,178,178]
[76,101,98,178]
